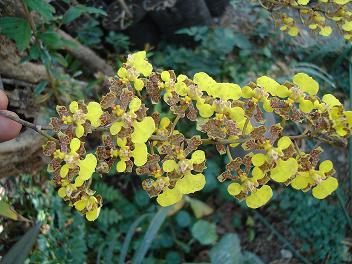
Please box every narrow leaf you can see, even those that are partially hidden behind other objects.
[118,214,150,264]
[0,201,18,220]
[2,222,41,264]
[133,207,171,264]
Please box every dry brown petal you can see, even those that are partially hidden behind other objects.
[48,158,62,172]
[269,124,283,143]
[310,147,323,167]
[217,171,232,182]
[250,126,266,140]
[56,106,69,118]
[193,161,206,172]
[50,117,61,132]
[135,104,148,121]
[224,119,240,136]
[216,143,226,155]
[146,73,161,103]
[109,77,126,97]
[96,146,111,160]
[151,112,161,126]
[201,119,226,139]
[169,134,185,146]
[120,88,134,111]
[184,136,202,156]
[77,100,88,113]
[100,112,112,126]
[125,160,134,172]
[282,145,295,159]
[96,161,110,174]
[254,105,264,123]
[166,91,180,107]
[118,126,133,138]
[77,142,86,156]
[170,105,186,118]
[102,135,114,148]
[186,103,198,121]
[42,141,57,156]
[244,100,255,117]
[100,91,117,109]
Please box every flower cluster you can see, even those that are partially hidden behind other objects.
[43,51,351,220]
[260,0,352,40]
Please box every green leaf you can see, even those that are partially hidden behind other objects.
[119,214,151,264]
[175,210,191,228]
[191,220,218,245]
[133,207,171,264]
[38,30,64,50]
[0,201,18,220]
[0,17,31,52]
[242,251,265,264]
[188,198,213,218]
[34,80,48,96]
[22,0,55,21]
[2,222,41,264]
[63,5,107,25]
[209,233,241,264]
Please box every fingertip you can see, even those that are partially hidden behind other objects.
[0,111,22,142]
[0,89,8,110]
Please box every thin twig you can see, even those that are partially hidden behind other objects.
[117,0,133,17]
[0,110,57,142]
[242,117,250,136]
[169,116,180,136]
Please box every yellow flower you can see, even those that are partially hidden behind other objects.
[312,177,338,199]
[126,51,153,77]
[293,73,319,96]
[245,185,273,209]
[157,187,183,207]
[86,102,103,128]
[131,117,156,144]
[131,143,148,166]
[75,154,97,187]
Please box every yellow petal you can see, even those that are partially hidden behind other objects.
[86,207,101,221]
[277,136,292,150]
[246,185,273,209]
[60,164,69,178]
[129,97,142,112]
[175,173,206,194]
[312,177,338,199]
[131,117,156,143]
[252,153,267,167]
[270,158,298,182]
[163,159,178,172]
[69,101,79,113]
[227,182,242,196]
[291,172,311,190]
[191,150,205,164]
[78,154,97,181]
[293,73,319,96]
[70,138,81,153]
[116,160,127,172]
[157,188,182,207]
[58,187,66,198]
[74,199,86,211]
[86,102,103,128]
[75,124,85,138]
[319,160,333,173]
[110,121,124,136]
[132,143,148,166]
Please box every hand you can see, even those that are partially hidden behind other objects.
[0,89,22,142]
